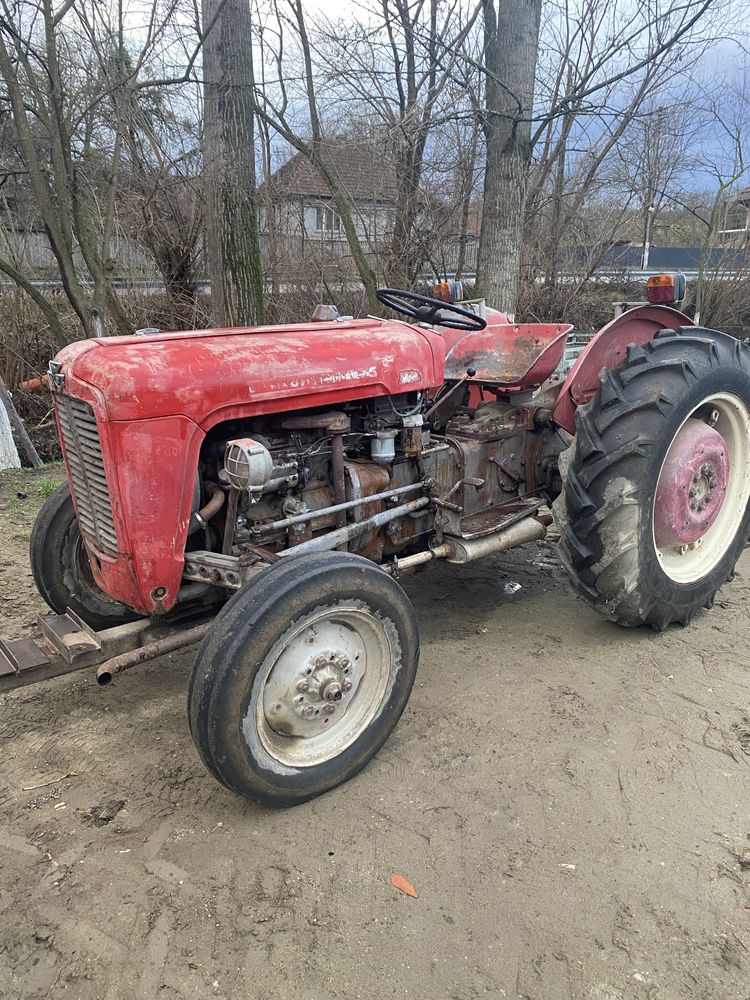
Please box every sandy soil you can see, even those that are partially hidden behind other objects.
[1,465,749,1000]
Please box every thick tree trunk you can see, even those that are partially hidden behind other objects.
[476,0,542,317]
[203,0,265,327]
[386,140,429,287]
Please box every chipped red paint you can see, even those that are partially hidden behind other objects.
[52,311,607,615]
[444,320,571,386]
[553,305,693,434]
[56,319,447,425]
[53,319,446,614]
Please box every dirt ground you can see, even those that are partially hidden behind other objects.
[1,465,749,1000]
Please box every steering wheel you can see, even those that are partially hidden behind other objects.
[376,288,487,332]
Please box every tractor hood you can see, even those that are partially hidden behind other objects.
[55,318,446,427]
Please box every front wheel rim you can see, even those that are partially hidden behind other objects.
[249,603,395,768]
[652,391,750,584]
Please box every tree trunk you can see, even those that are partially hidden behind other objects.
[0,376,42,468]
[203,0,265,327]
[475,0,542,317]
[386,143,428,287]
[0,400,20,470]
[454,124,480,281]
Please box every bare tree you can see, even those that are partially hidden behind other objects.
[0,0,134,339]
[202,0,265,326]
[693,84,750,322]
[319,1,481,286]
[476,0,720,316]
[475,0,542,316]
[0,0,216,342]
[252,0,382,311]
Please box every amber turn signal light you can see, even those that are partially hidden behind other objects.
[646,272,686,305]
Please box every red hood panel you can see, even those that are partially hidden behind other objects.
[56,319,445,425]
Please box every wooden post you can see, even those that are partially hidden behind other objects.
[0,376,43,468]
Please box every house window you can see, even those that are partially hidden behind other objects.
[315,206,341,233]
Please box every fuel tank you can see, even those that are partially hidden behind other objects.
[55,318,446,426]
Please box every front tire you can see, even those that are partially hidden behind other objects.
[29,482,138,630]
[188,552,420,806]
[554,327,750,629]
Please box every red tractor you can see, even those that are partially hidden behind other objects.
[17,281,750,805]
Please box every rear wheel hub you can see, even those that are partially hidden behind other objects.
[652,392,750,584]
[653,418,729,548]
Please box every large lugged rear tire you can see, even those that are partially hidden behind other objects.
[188,552,420,806]
[30,482,138,630]
[554,327,750,629]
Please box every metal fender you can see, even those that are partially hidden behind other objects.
[552,305,694,434]
[444,321,573,386]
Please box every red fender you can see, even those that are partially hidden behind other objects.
[552,306,694,434]
[444,321,572,386]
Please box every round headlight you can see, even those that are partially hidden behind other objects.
[224,438,274,490]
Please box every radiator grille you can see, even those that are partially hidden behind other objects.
[55,396,119,556]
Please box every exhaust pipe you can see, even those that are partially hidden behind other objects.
[96,622,211,685]
[442,515,548,563]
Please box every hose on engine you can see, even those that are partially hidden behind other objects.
[188,485,225,535]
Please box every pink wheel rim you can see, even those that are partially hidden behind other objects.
[653,418,729,548]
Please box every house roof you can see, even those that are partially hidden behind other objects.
[266,139,399,203]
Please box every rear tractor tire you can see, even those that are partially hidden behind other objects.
[188,552,420,806]
[30,482,138,630]
[554,326,750,629]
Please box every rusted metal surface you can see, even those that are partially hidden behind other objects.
[424,372,473,420]
[281,411,351,433]
[0,616,173,692]
[96,622,212,686]
[51,320,446,615]
[444,323,572,386]
[222,487,240,554]
[238,542,281,571]
[344,460,391,559]
[183,551,243,589]
[553,305,693,433]
[442,515,548,563]
[331,433,347,538]
[38,609,102,663]
[195,487,225,527]
[0,636,49,677]
[253,482,421,535]
[345,462,391,514]
[279,496,431,557]
[382,545,450,575]
[457,497,545,539]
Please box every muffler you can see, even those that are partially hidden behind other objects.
[441,515,548,563]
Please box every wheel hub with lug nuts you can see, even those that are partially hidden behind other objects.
[651,391,750,586]
[265,647,360,739]
[255,604,395,768]
[653,417,730,549]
